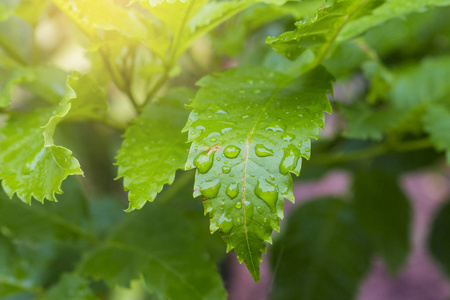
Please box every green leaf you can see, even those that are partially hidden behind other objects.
[52,0,149,41]
[183,66,333,281]
[44,274,99,300]
[353,169,411,273]
[0,67,35,108]
[429,200,450,277]
[389,56,450,108]
[0,0,20,21]
[116,88,194,211]
[266,0,383,67]
[0,72,106,203]
[339,0,450,41]
[422,102,450,163]
[79,204,227,300]
[339,101,408,141]
[270,198,372,300]
[0,183,93,242]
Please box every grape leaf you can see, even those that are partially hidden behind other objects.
[422,102,450,164]
[183,66,333,281]
[0,72,107,203]
[79,204,227,300]
[266,0,383,66]
[353,169,411,273]
[116,88,195,211]
[270,198,372,300]
[44,274,99,300]
[429,200,450,277]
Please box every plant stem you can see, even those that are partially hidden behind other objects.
[312,138,433,165]
[0,36,28,66]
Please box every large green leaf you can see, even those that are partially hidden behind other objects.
[429,200,450,277]
[270,198,372,300]
[116,88,194,211]
[353,169,411,273]
[79,204,227,300]
[0,72,107,203]
[423,102,450,163]
[183,66,333,281]
[266,0,383,66]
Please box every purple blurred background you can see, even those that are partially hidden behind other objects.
[225,170,450,300]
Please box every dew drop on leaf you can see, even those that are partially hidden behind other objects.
[282,133,295,142]
[222,166,231,174]
[226,183,239,199]
[254,179,278,210]
[201,179,221,199]
[194,150,215,174]
[224,145,240,158]
[265,121,286,133]
[255,144,274,157]
[280,145,301,175]
[235,201,242,209]
[218,214,233,234]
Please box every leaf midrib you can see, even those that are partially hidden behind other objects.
[240,82,285,277]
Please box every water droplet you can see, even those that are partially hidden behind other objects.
[247,79,254,85]
[210,138,217,143]
[235,202,242,209]
[279,145,301,175]
[242,115,250,119]
[265,121,286,133]
[187,119,192,124]
[255,144,274,157]
[305,148,310,152]
[254,179,278,210]
[216,157,221,162]
[224,145,240,158]
[201,179,221,199]
[253,89,261,94]
[218,214,233,234]
[190,131,196,135]
[222,166,231,174]
[298,141,303,148]
[194,150,215,174]
[226,183,239,199]
[282,133,295,142]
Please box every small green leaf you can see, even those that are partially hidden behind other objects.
[116,88,195,211]
[45,274,100,300]
[266,0,383,67]
[339,101,408,141]
[339,0,450,41]
[423,102,450,163]
[79,204,227,300]
[184,66,333,281]
[270,198,372,300]
[389,56,450,108]
[0,67,35,108]
[429,200,450,277]
[353,169,411,273]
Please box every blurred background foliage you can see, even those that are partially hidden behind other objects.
[0,0,450,299]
